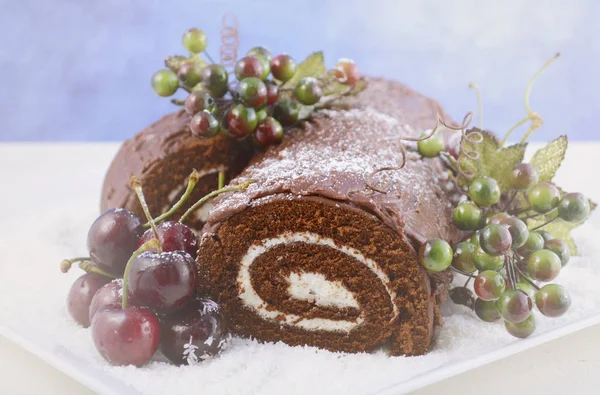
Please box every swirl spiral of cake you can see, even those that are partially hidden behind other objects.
[198,79,462,356]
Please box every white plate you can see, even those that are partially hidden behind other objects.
[1,143,600,395]
[2,313,600,395]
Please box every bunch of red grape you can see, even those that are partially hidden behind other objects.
[62,174,244,366]
[419,161,590,339]
[151,28,361,147]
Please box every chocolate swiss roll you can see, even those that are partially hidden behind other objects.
[101,110,254,230]
[197,79,462,356]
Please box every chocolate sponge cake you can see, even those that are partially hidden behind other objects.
[197,79,462,356]
[101,110,254,230]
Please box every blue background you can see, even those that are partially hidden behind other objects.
[2,0,599,141]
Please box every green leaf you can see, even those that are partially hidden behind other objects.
[348,78,368,95]
[321,77,368,97]
[282,52,326,89]
[458,128,527,193]
[530,135,568,182]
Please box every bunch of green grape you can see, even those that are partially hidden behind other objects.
[151,28,360,147]
[419,162,590,338]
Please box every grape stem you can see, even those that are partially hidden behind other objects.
[511,207,534,216]
[530,216,558,231]
[500,116,529,147]
[525,53,560,116]
[450,266,477,279]
[218,171,225,189]
[468,82,483,129]
[505,255,517,289]
[203,51,216,64]
[170,99,185,106]
[145,170,200,227]
[513,260,541,291]
[78,261,118,279]
[121,238,160,309]
[131,175,162,254]
[463,276,472,287]
[500,53,560,146]
[502,190,519,212]
[521,209,556,221]
[179,180,253,224]
[60,257,91,273]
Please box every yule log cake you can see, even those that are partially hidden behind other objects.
[101,110,254,230]
[197,78,462,356]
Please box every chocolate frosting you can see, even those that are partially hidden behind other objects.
[205,78,461,244]
[203,78,461,294]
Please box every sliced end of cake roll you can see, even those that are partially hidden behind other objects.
[197,83,461,355]
[100,110,254,230]
[199,194,438,355]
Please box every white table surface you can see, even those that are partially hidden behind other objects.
[1,142,599,395]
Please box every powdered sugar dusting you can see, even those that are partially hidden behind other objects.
[207,104,458,244]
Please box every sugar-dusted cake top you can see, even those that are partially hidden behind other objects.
[205,78,460,247]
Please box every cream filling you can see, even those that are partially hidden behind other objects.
[237,232,398,333]
[287,272,359,309]
[161,167,225,221]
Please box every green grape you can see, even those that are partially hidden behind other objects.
[452,202,482,231]
[536,284,571,317]
[273,99,300,126]
[201,64,229,98]
[237,77,268,108]
[527,249,561,282]
[469,177,501,207]
[417,131,444,158]
[500,216,529,248]
[151,69,179,97]
[557,192,590,223]
[474,270,506,301]
[475,298,502,322]
[226,105,257,138]
[177,61,203,88]
[247,46,272,62]
[528,182,561,213]
[545,239,571,267]
[182,28,207,53]
[496,289,533,324]
[479,224,512,256]
[270,54,297,82]
[419,239,453,272]
[510,163,539,190]
[452,241,477,273]
[294,77,323,105]
[517,231,545,258]
[473,246,504,271]
[505,314,536,338]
